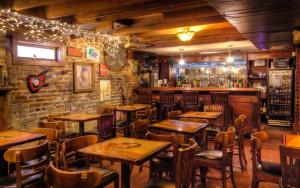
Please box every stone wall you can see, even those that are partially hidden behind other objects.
[0,36,138,130]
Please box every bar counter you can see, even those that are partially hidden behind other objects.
[138,87,261,132]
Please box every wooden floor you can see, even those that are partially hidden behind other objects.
[103,127,285,188]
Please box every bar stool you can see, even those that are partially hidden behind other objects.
[183,91,200,112]
[210,92,232,126]
[159,91,175,119]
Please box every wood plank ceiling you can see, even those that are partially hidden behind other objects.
[207,0,300,50]
[1,0,246,48]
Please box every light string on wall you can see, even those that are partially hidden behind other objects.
[0,9,123,58]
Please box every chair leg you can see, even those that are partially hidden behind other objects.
[251,180,259,188]
[241,144,248,165]
[230,158,237,188]
[238,143,245,171]
[221,166,227,188]
[199,166,208,185]
[114,173,119,188]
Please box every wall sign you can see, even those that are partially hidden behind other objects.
[100,80,111,101]
[100,63,109,76]
[67,47,82,57]
[86,46,100,62]
[254,59,266,67]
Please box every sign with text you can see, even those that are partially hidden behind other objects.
[86,46,100,62]
[67,47,82,57]
[100,63,109,76]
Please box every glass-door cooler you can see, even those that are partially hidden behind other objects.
[267,69,294,127]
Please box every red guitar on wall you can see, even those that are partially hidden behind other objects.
[27,69,69,93]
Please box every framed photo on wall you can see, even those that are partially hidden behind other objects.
[100,80,111,101]
[73,62,94,93]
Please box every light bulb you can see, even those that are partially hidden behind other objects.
[226,56,234,63]
[179,59,185,65]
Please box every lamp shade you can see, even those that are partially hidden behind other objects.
[176,30,195,41]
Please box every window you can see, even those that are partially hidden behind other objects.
[13,37,62,66]
[17,45,56,60]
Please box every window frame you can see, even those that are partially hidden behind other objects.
[12,36,64,66]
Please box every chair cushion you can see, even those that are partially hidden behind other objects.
[0,170,44,188]
[90,166,117,186]
[257,161,281,176]
[143,178,175,188]
[196,150,223,160]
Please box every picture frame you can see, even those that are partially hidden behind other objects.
[253,59,266,67]
[73,62,94,93]
[100,80,111,101]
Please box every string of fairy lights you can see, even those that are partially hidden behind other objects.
[0,9,123,58]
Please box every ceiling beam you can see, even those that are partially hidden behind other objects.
[11,0,73,11]
[112,16,226,36]
[45,0,152,19]
[138,28,241,43]
[150,36,245,47]
[75,0,208,24]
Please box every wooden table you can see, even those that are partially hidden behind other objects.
[0,130,46,176]
[116,104,151,136]
[53,113,100,136]
[283,134,300,187]
[78,137,171,188]
[179,111,222,120]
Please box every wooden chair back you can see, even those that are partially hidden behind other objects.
[210,92,229,106]
[139,91,153,105]
[168,110,183,120]
[204,105,224,127]
[47,161,101,188]
[146,132,184,175]
[215,126,236,160]
[39,121,65,137]
[159,91,174,105]
[183,91,199,112]
[250,131,268,171]
[100,107,114,115]
[130,119,150,138]
[234,117,247,137]
[279,145,300,188]
[61,135,98,170]
[4,141,50,188]
[97,113,115,142]
[175,143,197,188]
[31,128,60,167]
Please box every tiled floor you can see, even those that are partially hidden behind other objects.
[103,127,286,188]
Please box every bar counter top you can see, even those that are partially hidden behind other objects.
[138,87,259,93]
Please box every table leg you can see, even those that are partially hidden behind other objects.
[0,149,8,176]
[79,121,85,136]
[121,163,131,188]
[125,112,132,137]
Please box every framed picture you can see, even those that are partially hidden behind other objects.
[67,47,82,57]
[100,80,111,101]
[73,62,94,93]
[254,59,266,67]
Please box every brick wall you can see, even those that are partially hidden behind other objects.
[295,48,300,127]
[0,36,138,130]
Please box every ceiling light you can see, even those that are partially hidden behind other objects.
[176,30,195,42]
[226,56,234,63]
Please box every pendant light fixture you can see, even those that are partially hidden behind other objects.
[176,27,196,42]
[179,49,185,65]
[226,44,234,63]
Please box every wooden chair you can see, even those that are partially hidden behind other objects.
[46,161,102,188]
[0,141,50,188]
[195,127,236,188]
[183,91,200,112]
[146,132,184,179]
[204,105,225,147]
[61,135,119,188]
[210,92,232,126]
[136,107,158,123]
[130,119,150,139]
[168,110,183,120]
[139,90,153,105]
[144,142,197,188]
[97,113,116,142]
[251,131,281,188]
[233,116,248,171]
[40,116,77,138]
[31,128,60,168]
[159,91,175,120]
[279,145,300,188]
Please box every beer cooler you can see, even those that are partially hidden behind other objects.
[267,58,295,127]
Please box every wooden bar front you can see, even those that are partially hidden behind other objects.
[138,87,261,132]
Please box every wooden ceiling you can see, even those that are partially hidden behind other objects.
[1,0,245,48]
[207,0,300,50]
[2,0,299,50]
